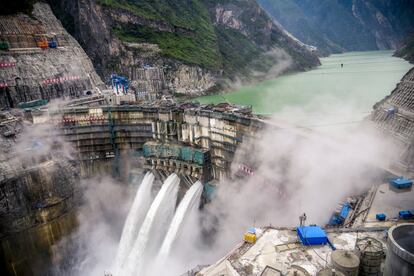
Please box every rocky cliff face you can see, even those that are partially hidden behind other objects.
[371,68,414,176]
[48,0,320,96]
[395,34,414,64]
[258,0,414,55]
[0,111,81,275]
[206,0,320,78]
[0,3,103,109]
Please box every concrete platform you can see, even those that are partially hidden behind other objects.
[366,183,414,222]
[198,228,386,276]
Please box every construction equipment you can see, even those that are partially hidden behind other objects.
[110,74,130,94]
[389,177,412,189]
[329,202,350,226]
[376,213,386,221]
[243,227,257,243]
[356,237,384,276]
[297,225,328,246]
[384,223,414,275]
[37,39,48,49]
[34,34,58,49]
[399,210,414,220]
[331,250,360,276]
[48,39,57,48]
[35,35,49,49]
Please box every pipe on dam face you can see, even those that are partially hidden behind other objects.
[384,223,414,276]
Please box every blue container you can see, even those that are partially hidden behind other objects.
[297,226,328,246]
[389,177,412,189]
[48,40,57,48]
[329,203,350,226]
[376,213,386,221]
[339,203,350,220]
[399,210,413,220]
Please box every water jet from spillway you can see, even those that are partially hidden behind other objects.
[114,172,155,271]
[158,181,203,261]
[123,173,180,276]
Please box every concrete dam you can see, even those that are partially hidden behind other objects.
[1,2,414,276]
[0,99,267,275]
[51,102,264,182]
[0,3,269,273]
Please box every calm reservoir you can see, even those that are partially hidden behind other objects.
[196,51,413,125]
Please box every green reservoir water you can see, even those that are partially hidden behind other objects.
[196,51,413,125]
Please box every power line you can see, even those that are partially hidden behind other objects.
[306,69,410,75]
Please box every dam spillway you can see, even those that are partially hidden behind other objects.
[116,173,203,276]
[158,181,203,260]
[115,172,155,269]
[123,173,180,275]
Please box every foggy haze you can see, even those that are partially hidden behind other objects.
[51,96,399,276]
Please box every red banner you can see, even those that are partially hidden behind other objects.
[43,75,81,85]
[0,62,16,68]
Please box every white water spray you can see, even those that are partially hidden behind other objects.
[158,181,203,260]
[123,173,180,276]
[114,172,155,271]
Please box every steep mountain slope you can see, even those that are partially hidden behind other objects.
[258,0,414,55]
[371,67,414,175]
[395,34,414,64]
[47,0,320,95]
[0,2,103,109]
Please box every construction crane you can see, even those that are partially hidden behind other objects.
[110,74,130,94]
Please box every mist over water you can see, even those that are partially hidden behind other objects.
[53,51,405,276]
[53,122,398,276]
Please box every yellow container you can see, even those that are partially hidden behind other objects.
[244,232,257,243]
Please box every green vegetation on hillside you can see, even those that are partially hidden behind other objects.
[113,26,220,69]
[109,0,318,75]
[47,0,318,84]
[99,0,221,69]
[215,27,263,76]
